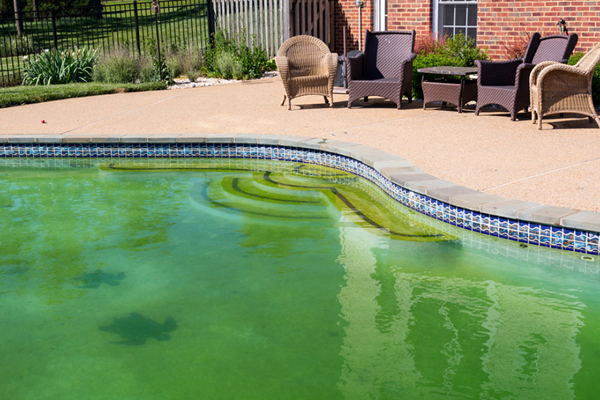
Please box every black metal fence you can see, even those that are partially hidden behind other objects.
[0,0,213,86]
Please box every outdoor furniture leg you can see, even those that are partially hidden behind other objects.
[330,94,334,107]
[458,77,464,113]
[281,95,286,106]
[323,96,329,105]
[538,116,543,130]
[288,98,292,110]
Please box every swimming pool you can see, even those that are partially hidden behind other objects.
[1,156,599,399]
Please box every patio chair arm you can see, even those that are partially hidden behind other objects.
[397,52,417,81]
[538,63,589,84]
[476,58,523,86]
[515,62,536,89]
[322,52,338,78]
[275,56,290,81]
[342,52,365,82]
[530,61,562,87]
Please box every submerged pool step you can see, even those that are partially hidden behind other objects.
[197,177,333,221]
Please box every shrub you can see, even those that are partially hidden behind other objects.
[203,29,269,80]
[569,52,600,106]
[93,47,162,84]
[165,46,203,81]
[0,35,36,57]
[93,47,140,83]
[214,51,244,80]
[411,33,488,100]
[21,46,96,85]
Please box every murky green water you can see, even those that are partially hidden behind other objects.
[1,158,599,400]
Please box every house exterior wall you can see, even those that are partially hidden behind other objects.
[332,0,600,59]
[477,0,600,59]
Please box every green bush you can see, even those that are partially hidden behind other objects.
[203,29,269,80]
[165,46,203,82]
[411,34,488,100]
[0,35,36,57]
[21,46,97,85]
[569,52,600,106]
[93,47,161,84]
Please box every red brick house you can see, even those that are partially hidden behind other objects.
[333,0,600,59]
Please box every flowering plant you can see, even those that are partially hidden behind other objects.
[21,46,97,85]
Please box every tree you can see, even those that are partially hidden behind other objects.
[13,0,23,37]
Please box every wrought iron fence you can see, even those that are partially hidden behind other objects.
[0,0,212,86]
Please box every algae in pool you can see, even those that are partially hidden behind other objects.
[0,158,598,400]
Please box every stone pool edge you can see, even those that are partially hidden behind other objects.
[2,133,599,254]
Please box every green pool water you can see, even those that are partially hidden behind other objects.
[1,158,599,400]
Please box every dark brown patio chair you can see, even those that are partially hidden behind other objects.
[475,32,578,120]
[343,30,417,110]
[530,42,600,129]
[275,35,338,110]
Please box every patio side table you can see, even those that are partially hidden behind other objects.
[418,66,478,113]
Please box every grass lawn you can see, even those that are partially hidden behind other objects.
[0,0,209,86]
[0,82,168,108]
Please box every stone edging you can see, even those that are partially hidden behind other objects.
[2,133,599,253]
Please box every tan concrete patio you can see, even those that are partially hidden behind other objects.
[1,76,599,212]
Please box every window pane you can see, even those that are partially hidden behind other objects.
[467,5,477,26]
[443,27,454,38]
[467,28,477,41]
[456,27,465,37]
[442,5,454,25]
[455,5,467,26]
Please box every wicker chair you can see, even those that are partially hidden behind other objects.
[275,35,338,110]
[343,30,417,110]
[475,32,578,120]
[530,43,600,130]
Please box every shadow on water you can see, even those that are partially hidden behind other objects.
[99,312,178,346]
[74,270,125,289]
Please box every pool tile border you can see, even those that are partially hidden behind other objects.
[1,134,598,255]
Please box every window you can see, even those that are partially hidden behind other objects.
[434,0,478,41]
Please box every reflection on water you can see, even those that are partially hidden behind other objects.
[336,216,584,399]
[0,158,598,399]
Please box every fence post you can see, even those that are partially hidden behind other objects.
[207,0,215,45]
[51,8,58,50]
[283,0,290,40]
[133,1,141,56]
[153,0,161,64]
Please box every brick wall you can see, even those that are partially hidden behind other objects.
[332,0,599,58]
[386,0,433,37]
[473,1,599,59]
[333,0,374,53]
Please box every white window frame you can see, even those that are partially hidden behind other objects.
[433,0,478,39]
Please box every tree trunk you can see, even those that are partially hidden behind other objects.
[13,0,24,37]
[32,0,39,22]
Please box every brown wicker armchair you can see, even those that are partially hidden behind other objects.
[475,32,578,120]
[275,35,338,110]
[342,30,417,110]
[530,43,600,130]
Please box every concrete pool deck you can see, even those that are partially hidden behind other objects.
[1,76,599,218]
